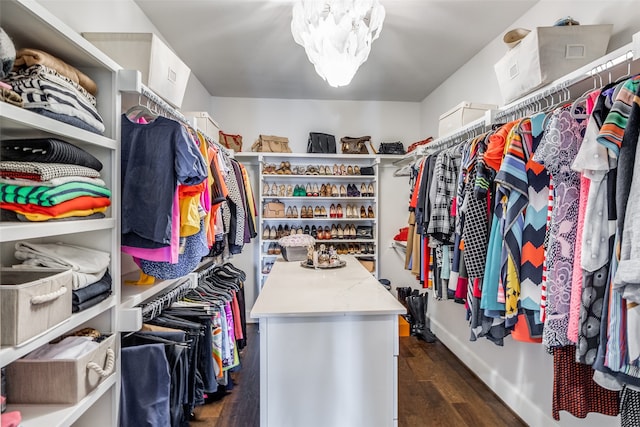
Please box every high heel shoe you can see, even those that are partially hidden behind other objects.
[337,224,344,239]
[320,184,327,197]
[270,183,278,196]
[263,183,270,196]
[347,165,354,175]
[269,226,277,240]
[262,225,270,240]
[283,224,290,236]
[333,164,339,175]
[331,224,337,239]
[300,206,307,218]
[354,165,361,175]
[324,226,331,240]
[320,206,327,217]
[368,206,374,218]
[314,206,321,217]
[311,225,318,238]
[340,164,346,175]
[292,206,299,218]
[267,242,276,255]
[304,225,310,234]
[360,183,367,197]
[368,183,375,197]
[286,206,293,218]
[286,185,293,197]
[312,184,319,197]
[330,204,336,218]
[331,184,339,197]
[277,224,284,238]
[360,206,367,218]
[336,204,343,218]
[340,185,347,197]
[305,183,312,196]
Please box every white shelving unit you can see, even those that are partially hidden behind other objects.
[0,0,122,425]
[247,153,380,288]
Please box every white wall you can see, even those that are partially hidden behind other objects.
[420,0,640,137]
[210,96,423,317]
[419,1,640,426]
[37,0,212,113]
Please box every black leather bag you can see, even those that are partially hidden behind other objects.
[356,225,373,239]
[360,166,375,176]
[377,141,405,155]
[307,132,336,154]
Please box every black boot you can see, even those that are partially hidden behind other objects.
[396,286,413,325]
[408,293,436,343]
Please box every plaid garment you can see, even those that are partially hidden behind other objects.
[427,143,463,245]
[0,161,101,181]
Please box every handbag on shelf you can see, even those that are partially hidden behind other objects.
[218,131,243,152]
[307,132,336,154]
[360,166,375,176]
[376,141,405,155]
[340,136,370,155]
[356,225,374,239]
[251,135,292,153]
[406,137,434,153]
[263,200,285,218]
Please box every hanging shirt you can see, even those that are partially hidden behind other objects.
[121,115,208,249]
[532,106,585,349]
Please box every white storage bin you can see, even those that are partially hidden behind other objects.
[83,32,191,108]
[438,102,496,137]
[495,24,612,103]
[0,269,72,346]
[184,111,221,143]
[6,333,116,404]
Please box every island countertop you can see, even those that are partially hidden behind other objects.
[250,255,405,318]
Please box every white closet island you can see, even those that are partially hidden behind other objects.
[251,255,405,427]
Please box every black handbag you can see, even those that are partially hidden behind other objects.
[356,225,373,239]
[377,141,405,155]
[360,166,375,176]
[307,132,336,154]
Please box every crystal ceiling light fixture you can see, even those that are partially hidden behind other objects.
[291,0,386,88]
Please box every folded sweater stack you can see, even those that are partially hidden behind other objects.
[0,138,110,222]
[6,48,104,134]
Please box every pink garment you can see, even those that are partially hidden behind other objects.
[1,411,22,427]
[567,89,600,343]
[122,188,180,263]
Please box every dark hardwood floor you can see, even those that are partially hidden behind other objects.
[190,323,527,427]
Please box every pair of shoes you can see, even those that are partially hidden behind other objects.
[329,204,344,218]
[293,185,305,196]
[346,183,360,197]
[262,163,277,174]
[285,206,299,218]
[316,225,332,240]
[263,225,278,240]
[360,183,375,197]
[267,242,282,255]
[314,206,327,217]
[275,161,291,175]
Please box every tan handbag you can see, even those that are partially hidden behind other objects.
[219,131,243,152]
[340,136,370,154]
[251,135,292,153]
[263,201,285,218]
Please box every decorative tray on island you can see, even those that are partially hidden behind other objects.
[300,260,346,269]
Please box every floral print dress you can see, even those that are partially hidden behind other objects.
[532,106,586,349]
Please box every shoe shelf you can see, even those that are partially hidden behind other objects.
[256,155,380,285]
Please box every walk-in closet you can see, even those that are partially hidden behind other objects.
[1,1,640,426]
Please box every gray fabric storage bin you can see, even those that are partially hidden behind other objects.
[0,269,72,346]
[494,24,612,103]
[6,333,116,404]
[282,246,308,262]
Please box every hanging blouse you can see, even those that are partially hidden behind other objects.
[532,106,585,349]
[121,115,208,249]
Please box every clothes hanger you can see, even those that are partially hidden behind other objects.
[125,93,158,122]
[614,51,633,84]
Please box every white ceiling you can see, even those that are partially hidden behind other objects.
[134,0,539,102]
